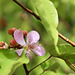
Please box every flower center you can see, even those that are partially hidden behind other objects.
[25,45,28,51]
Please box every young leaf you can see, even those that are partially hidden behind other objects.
[31,0,59,54]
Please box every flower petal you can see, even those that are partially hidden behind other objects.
[27,31,40,44]
[32,44,45,56]
[25,49,33,61]
[15,49,24,56]
[14,30,26,46]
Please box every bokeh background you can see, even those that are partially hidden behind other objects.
[0,0,75,75]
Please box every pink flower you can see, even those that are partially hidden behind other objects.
[14,30,45,60]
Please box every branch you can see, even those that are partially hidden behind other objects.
[29,55,52,73]
[13,0,41,20]
[13,0,75,47]
[23,64,29,75]
[8,44,23,49]
[58,33,75,47]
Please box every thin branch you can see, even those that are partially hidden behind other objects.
[13,0,75,47]
[8,44,23,49]
[13,0,41,20]
[58,33,75,47]
[23,64,29,75]
[29,55,52,73]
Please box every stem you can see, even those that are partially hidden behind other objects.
[29,55,52,73]
[13,0,75,47]
[23,64,29,75]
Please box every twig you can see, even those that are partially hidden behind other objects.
[13,0,75,47]
[29,55,52,73]
[23,64,29,75]
[58,33,75,47]
[8,44,23,49]
[13,0,41,20]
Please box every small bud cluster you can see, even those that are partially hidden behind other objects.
[8,28,27,47]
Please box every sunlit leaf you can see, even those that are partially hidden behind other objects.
[31,0,59,54]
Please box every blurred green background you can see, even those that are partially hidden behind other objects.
[0,0,75,75]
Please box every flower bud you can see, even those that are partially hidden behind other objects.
[8,28,17,35]
[10,39,17,46]
[8,29,14,35]
[23,31,27,38]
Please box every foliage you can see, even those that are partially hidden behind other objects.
[0,0,75,75]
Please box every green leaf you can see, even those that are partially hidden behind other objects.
[53,45,75,72]
[14,65,26,75]
[27,52,50,70]
[45,63,59,72]
[41,57,70,73]
[51,44,75,55]
[56,54,75,72]
[30,66,43,75]
[41,70,65,75]
[59,44,75,54]
[40,56,56,70]
[31,0,59,54]
[27,52,50,75]
[0,49,29,75]
[31,0,58,27]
